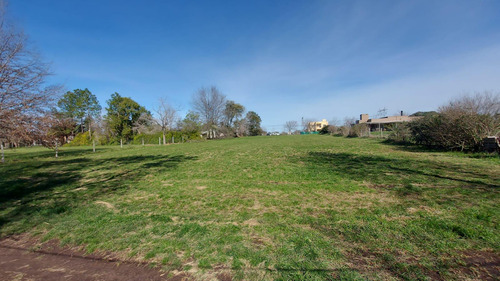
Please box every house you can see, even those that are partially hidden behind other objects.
[356,111,421,131]
[307,119,328,132]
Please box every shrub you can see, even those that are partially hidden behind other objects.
[339,126,350,137]
[65,132,91,146]
[319,125,330,135]
[387,123,412,143]
[65,131,108,146]
[410,92,499,152]
[348,124,369,137]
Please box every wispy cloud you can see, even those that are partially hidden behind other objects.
[250,44,500,129]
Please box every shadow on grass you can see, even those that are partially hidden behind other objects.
[300,152,499,189]
[381,139,500,159]
[0,153,197,234]
[3,147,113,161]
[380,139,446,153]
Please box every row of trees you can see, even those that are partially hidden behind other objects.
[0,4,263,157]
[26,85,264,148]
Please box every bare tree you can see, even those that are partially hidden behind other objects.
[411,92,499,151]
[284,120,298,134]
[438,92,499,150]
[192,86,226,138]
[326,118,340,135]
[441,92,499,117]
[340,117,356,136]
[38,112,70,158]
[235,118,248,137]
[329,118,340,127]
[133,112,157,135]
[0,3,58,150]
[154,98,177,144]
[302,118,315,132]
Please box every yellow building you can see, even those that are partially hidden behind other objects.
[307,119,328,132]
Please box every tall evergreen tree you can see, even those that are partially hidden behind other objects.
[105,93,149,141]
[246,111,262,136]
[57,88,101,134]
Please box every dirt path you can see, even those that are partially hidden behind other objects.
[0,235,191,281]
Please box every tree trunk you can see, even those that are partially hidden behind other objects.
[55,142,58,158]
[1,143,4,163]
[163,131,166,145]
[88,119,92,140]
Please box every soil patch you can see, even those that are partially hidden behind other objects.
[453,249,500,280]
[0,234,189,281]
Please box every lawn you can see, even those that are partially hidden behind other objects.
[0,135,499,280]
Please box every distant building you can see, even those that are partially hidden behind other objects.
[307,119,328,132]
[357,111,421,131]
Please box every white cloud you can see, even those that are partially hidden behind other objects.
[218,44,500,129]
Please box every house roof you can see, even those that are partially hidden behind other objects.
[359,115,421,124]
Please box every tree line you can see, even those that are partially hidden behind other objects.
[0,4,263,156]
[52,86,263,147]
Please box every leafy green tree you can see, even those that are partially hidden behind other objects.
[224,101,245,127]
[105,93,149,141]
[57,88,101,134]
[180,111,202,135]
[246,111,262,136]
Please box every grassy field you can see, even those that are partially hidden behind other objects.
[1,135,499,280]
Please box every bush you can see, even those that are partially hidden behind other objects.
[65,132,91,146]
[338,126,350,137]
[319,125,330,135]
[387,123,412,143]
[348,124,369,137]
[409,92,499,152]
[65,131,109,146]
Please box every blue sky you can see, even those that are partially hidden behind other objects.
[8,0,500,131]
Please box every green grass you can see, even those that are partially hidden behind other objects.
[1,135,499,280]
